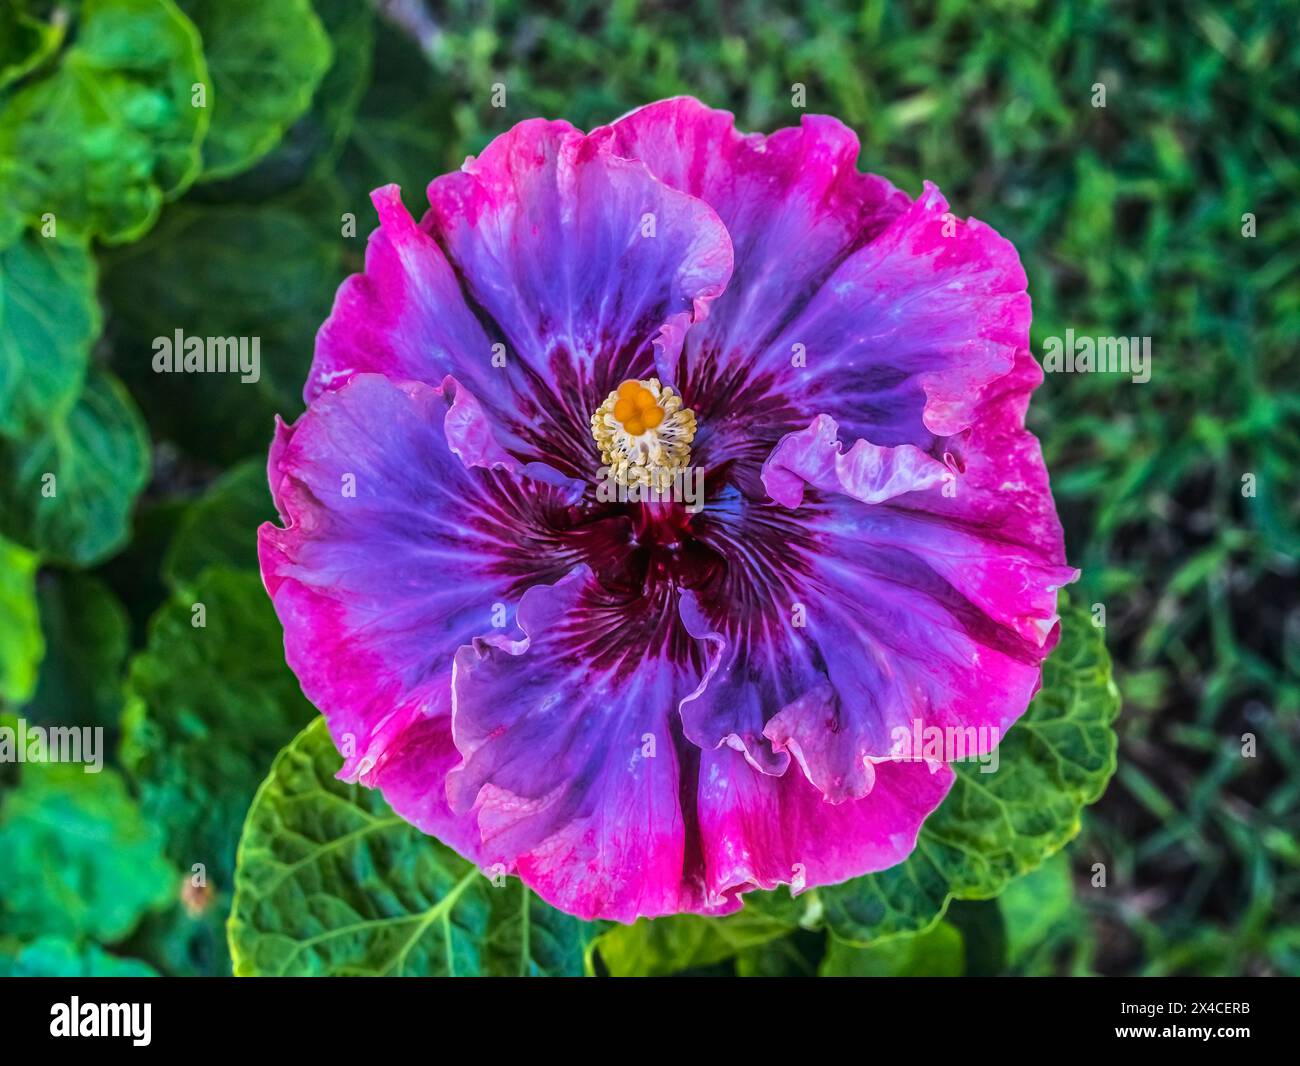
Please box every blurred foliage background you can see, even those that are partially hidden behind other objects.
[0,0,1296,976]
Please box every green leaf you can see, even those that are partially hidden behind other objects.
[820,922,965,977]
[162,458,273,590]
[0,537,43,704]
[120,568,315,887]
[734,929,824,977]
[942,898,1007,976]
[179,0,332,181]
[820,602,1120,945]
[0,3,65,92]
[595,891,810,977]
[482,878,601,978]
[0,0,209,243]
[0,936,159,977]
[999,850,1075,965]
[201,0,375,197]
[0,368,150,567]
[101,198,341,463]
[229,718,596,976]
[0,228,98,439]
[0,761,174,942]
[24,571,130,730]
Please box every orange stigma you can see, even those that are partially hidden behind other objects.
[611,380,667,436]
[590,377,696,490]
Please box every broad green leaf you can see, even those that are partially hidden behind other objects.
[0,3,65,92]
[595,891,810,977]
[0,537,43,704]
[229,718,596,976]
[24,571,130,729]
[999,850,1075,965]
[180,0,332,181]
[101,199,341,462]
[162,458,273,589]
[0,0,209,243]
[120,568,314,887]
[0,228,97,438]
[482,878,601,979]
[0,368,149,566]
[203,0,375,197]
[734,929,824,977]
[0,761,174,942]
[820,922,965,977]
[820,602,1120,944]
[0,936,159,977]
[941,899,1007,976]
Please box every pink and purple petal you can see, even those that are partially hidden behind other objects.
[600,98,909,371]
[446,567,712,921]
[602,99,1029,493]
[425,118,733,377]
[308,185,494,404]
[259,372,600,808]
[696,745,954,903]
[311,118,734,478]
[678,354,1073,804]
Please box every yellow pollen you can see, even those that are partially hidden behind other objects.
[590,377,696,492]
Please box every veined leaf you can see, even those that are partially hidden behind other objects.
[0,228,97,439]
[179,0,332,181]
[595,890,810,977]
[820,602,1120,944]
[203,0,375,197]
[121,568,314,887]
[229,718,596,977]
[0,0,209,243]
[0,369,149,567]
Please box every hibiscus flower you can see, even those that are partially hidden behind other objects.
[259,97,1076,923]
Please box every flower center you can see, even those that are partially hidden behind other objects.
[590,378,696,492]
